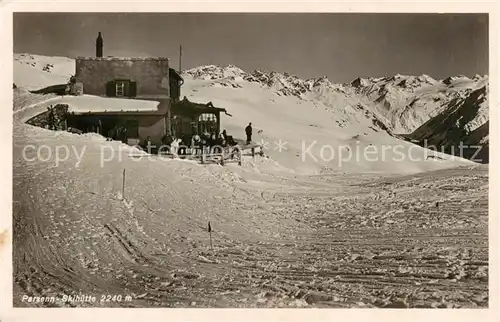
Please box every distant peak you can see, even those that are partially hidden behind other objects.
[351,77,371,88]
[183,64,247,80]
[417,74,437,83]
[442,75,471,85]
[306,76,332,88]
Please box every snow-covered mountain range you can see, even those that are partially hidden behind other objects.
[184,64,488,134]
[183,64,489,162]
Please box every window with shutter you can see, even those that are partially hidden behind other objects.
[112,80,131,97]
[107,80,134,97]
[106,81,116,97]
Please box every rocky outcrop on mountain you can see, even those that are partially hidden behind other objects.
[408,85,489,163]
[344,74,487,134]
[183,64,247,81]
[464,121,489,163]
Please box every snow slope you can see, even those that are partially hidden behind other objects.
[14,53,75,90]
[12,93,489,309]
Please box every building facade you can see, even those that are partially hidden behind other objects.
[75,57,172,98]
[170,98,226,138]
[67,32,228,148]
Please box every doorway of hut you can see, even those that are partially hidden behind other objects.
[67,115,139,143]
[99,116,139,142]
[67,114,103,135]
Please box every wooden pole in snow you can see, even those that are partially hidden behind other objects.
[208,221,213,250]
[122,168,126,200]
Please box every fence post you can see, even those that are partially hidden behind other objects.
[238,148,242,166]
[122,168,126,200]
[252,147,255,158]
[221,150,225,166]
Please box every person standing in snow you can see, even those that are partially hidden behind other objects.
[120,127,128,144]
[96,119,102,135]
[218,131,226,147]
[245,122,252,145]
[170,137,181,156]
[162,133,173,146]
[107,127,114,141]
[143,136,152,152]
[179,133,189,155]
[191,132,201,155]
[108,126,117,141]
[47,107,56,130]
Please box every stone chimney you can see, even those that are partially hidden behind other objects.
[96,32,103,58]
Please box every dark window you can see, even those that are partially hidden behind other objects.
[198,113,217,134]
[106,81,116,97]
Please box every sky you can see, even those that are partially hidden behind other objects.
[13,13,488,83]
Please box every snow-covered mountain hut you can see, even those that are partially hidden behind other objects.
[67,32,228,147]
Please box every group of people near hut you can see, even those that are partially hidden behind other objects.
[101,122,254,157]
[45,106,68,131]
[106,126,129,143]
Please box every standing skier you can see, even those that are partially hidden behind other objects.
[245,122,252,145]
[47,107,55,130]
